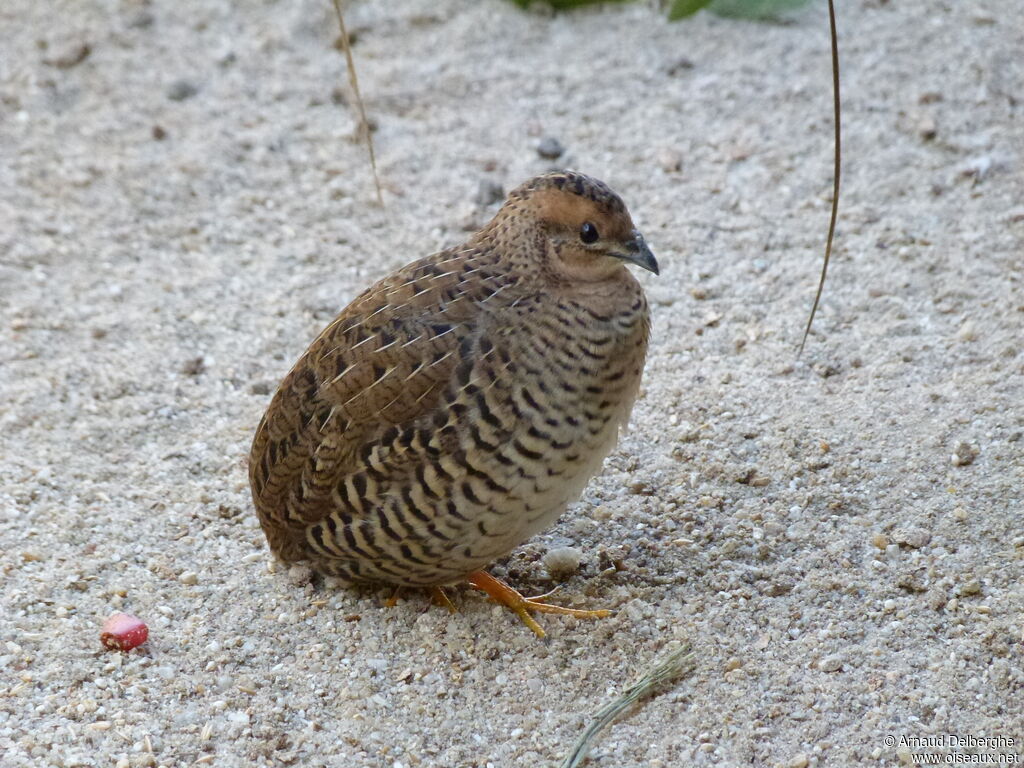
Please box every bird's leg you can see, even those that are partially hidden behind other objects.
[464,570,612,639]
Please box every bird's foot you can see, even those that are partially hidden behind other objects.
[464,570,611,639]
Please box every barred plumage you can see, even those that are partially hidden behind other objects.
[249,171,658,635]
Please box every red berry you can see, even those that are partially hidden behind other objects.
[100,613,148,651]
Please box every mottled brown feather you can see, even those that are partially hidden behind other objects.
[249,171,656,586]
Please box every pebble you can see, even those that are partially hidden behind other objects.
[892,527,931,549]
[43,41,92,69]
[167,79,199,101]
[543,546,582,579]
[956,320,977,342]
[789,753,809,768]
[819,654,843,672]
[181,357,205,376]
[474,179,504,207]
[918,115,937,141]
[536,137,565,159]
[959,579,981,596]
[665,56,695,75]
[656,147,682,173]
[950,441,978,466]
[179,570,199,585]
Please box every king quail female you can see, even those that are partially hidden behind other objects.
[249,171,658,636]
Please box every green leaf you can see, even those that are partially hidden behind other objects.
[508,0,634,9]
[707,0,814,20]
[668,0,715,19]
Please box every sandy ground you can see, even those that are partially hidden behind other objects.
[2,0,1022,766]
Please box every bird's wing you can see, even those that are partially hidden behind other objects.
[249,248,507,549]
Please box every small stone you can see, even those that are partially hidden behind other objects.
[665,56,695,76]
[181,356,205,376]
[789,752,809,768]
[765,580,794,597]
[249,381,272,395]
[151,125,167,141]
[918,116,937,141]
[179,571,199,585]
[959,579,981,596]
[44,41,92,69]
[656,147,682,173]
[819,654,843,672]
[167,79,199,101]
[950,441,978,466]
[897,573,929,593]
[474,179,504,207]
[536,137,565,159]
[543,546,582,579]
[892,527,931,549]
[285,564,313,586]
[956,320,977,342]
[870,533,889,550]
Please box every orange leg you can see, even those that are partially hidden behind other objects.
[464,570,612,639]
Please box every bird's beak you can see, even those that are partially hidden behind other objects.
[614,232,659,275]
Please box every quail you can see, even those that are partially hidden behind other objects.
[249,171,658,636]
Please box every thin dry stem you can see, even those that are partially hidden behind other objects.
[330,0,384,206]
[799,0,841,355]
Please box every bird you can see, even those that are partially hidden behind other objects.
[248,170,658,637]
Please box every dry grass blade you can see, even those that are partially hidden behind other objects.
[558,643,696,768]
[330,0,384,206]
[798,0,841,355]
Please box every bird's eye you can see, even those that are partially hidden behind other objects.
[579,222,599,244]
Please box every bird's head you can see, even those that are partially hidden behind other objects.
[493,171,659,283]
